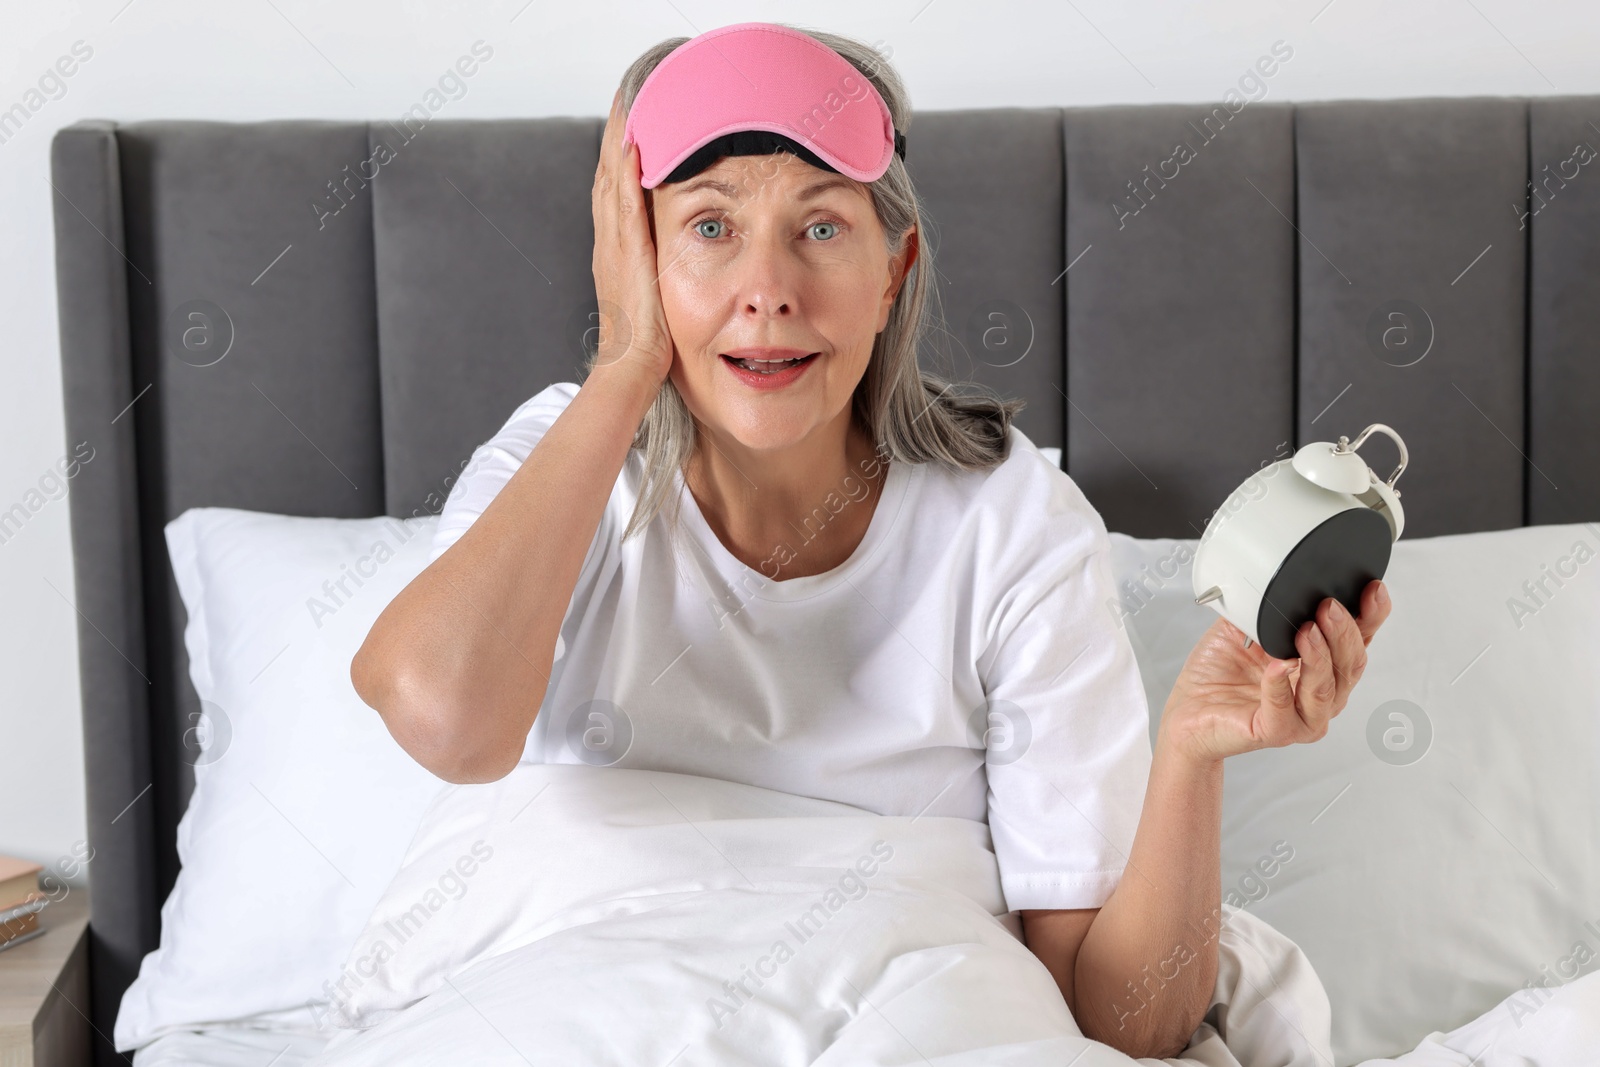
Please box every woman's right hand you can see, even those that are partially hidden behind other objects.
[590,87,675,388]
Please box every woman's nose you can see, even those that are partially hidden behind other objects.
[734,231,800,318]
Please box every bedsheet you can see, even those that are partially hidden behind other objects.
[131,1025,329,1066]
[276,763,1596,1065]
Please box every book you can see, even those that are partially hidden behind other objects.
[0,854,44,912]
[0,930,44,951]
[0,914,44,952]
[0,897,49,926]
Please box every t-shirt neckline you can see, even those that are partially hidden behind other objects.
[674,454,914,603]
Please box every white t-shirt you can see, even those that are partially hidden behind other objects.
[429,381,1153,913]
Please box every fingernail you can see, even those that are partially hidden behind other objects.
[1376,584,1389,607]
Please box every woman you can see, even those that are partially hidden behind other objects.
[352,22,1391,1061]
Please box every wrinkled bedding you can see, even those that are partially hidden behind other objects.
[283,764,1598,1066]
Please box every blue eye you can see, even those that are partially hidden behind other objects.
[691,218,841,241]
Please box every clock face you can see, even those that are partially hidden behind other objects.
[1255,508,1393,661]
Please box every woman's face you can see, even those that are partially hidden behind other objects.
[648,153,917,456]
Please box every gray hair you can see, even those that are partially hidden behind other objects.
[593,23,1025,543]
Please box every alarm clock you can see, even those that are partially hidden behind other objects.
[1192,424,1407,659]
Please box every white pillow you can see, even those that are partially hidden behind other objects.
[1107,523,1600,1066]
[114,509,450,1052]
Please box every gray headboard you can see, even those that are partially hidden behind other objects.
[52,97,1600,1063]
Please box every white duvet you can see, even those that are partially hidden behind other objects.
[301,764,1598,1067]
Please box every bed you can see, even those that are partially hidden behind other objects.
[50,96,1600,1066]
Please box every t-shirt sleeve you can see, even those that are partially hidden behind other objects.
[976,455,1154,913]
[427,381,610,663]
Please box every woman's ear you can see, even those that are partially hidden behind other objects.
[880,225,919,329]
[895,226,920,290]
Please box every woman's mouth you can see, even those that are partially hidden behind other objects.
[719,352,820,389]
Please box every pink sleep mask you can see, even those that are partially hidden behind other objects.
[621,21,905,190]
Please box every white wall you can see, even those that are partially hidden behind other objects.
[4,0,1597,887]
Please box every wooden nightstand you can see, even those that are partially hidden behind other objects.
[0,891,91,1067]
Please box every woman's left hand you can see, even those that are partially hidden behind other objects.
[1159,579,1393,765]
